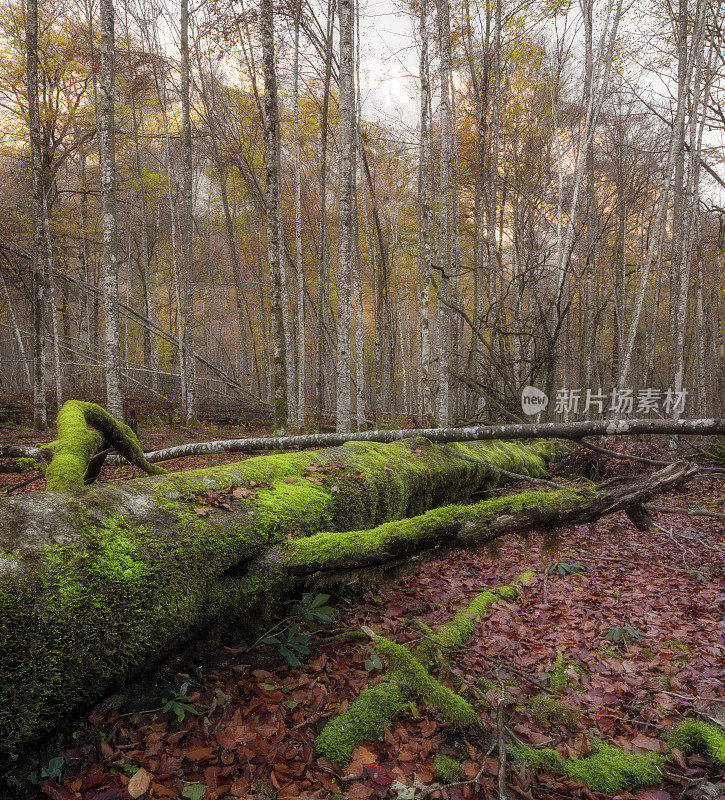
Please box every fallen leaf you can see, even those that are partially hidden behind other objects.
[127,767,153,798]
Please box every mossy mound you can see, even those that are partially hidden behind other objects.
[670,720,725,767]
[315,682,405,765]
[528,693,580,729]
[433,754,463,782]
[519,741,665,794]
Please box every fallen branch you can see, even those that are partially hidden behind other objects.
[645,503,725,521]
[104,418,723,465]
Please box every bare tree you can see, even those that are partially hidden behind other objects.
[260,0,288,432]
[98,0,122,418]
[24,0,47,429]
[336,0,355,432]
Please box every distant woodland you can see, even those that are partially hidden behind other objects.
[0,0,723,432]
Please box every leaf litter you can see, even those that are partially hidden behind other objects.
[9,464,725,800]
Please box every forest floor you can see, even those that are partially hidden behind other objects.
[1,424,723,800]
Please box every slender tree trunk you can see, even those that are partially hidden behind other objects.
[336,0,355,433]
[260,0,288,432]
[0,269,31,388]
[25,0,47,429]
[435,0,454,427]
[293,0,305,428]
[98,0,122,418]
[180,0,197,424]
[317,0,335,430]
[417,0,432,421]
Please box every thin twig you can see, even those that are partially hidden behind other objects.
[645,503,725,521]
[439,444,564,489]
[2,473,44,494]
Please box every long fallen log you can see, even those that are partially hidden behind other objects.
[3,417,722,465]
[0,436,561,756]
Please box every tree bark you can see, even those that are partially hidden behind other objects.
[24,0,47,430]
[180,0,197,425]
[260,0,288,433]
[98,0,122,419]
[336,0,355,433]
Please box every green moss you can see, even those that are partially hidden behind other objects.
[528,693,580,729]
[0,436,570,756]
[46,401,165,491]
[373,636,479,728]
[669,720,725,767]
[416,572,533,666]
[549,650,570,688]
[315,682,405,765]
[285,483,587,573]
[16,457,42,473]
[519,741,664,793]
[433,754,463,782]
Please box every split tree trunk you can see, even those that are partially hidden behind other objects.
[0,438,698,757]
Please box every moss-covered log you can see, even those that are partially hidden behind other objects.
[0,436,561,756]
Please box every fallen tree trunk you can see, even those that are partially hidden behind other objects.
[3,417,722,466]
[0,436,561,755]
[0,438,697,757]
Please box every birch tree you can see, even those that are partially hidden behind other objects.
[180,0,197,424]
[24,0,46,429]
[98,0,123,419]
[435,0,454,427]
[260,0,288,432]
[417,0,433,420]
[336,0,355,433]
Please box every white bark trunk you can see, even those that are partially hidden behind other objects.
[336,0,355,433]
[98,0,122,419]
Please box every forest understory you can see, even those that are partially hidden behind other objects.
[1,423,723,800]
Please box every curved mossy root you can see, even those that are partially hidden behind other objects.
[46,401,166,491]
[314,574,531,765]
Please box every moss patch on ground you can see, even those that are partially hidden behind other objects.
[433,754,463,782]
[669,720,725,767]
[519,741,665,794]
[314,682,406,765]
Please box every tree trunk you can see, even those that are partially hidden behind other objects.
[85,417,724,465]
[0,440,696,756]
[418,0,433,422]
[293,0,305,428]
[25,0,47,430]
[180,0,197,425]
[335,0,355,433]
[98,0,122,419]
[435,0,453,427]
[260,0,288,433]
